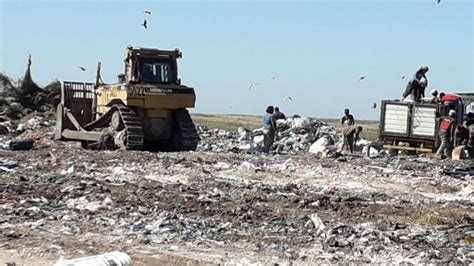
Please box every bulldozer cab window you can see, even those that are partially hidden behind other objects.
[138,60,173,84]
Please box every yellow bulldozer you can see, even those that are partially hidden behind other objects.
[54,46,199,151]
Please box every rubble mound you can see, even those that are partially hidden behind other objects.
[0,57,60,121]
[0,58,60,135]
[197,117,340,154]
[0,149,472,264]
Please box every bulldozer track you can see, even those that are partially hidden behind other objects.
[116,106,144,151]
[84,105,144,151]
[174,109,199,151]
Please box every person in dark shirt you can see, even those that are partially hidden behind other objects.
[262,106,276,154]
[454,125,469,147]
[343,125,363,153]
[341,108,355,127]
[273,107,286,121]
[402,66,429,102]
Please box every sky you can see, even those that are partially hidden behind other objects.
[0,0,472,119]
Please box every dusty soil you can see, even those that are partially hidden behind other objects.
[1,144,473,265]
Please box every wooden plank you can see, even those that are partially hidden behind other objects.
[383,145,433,153]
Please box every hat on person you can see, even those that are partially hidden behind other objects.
[449,110,456,117]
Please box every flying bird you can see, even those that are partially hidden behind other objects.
[144,10,152,15]
[269,74,278,80]
[248,82,258,91]
[78,66,87,71]
[372,102,377,109]
[358,76,366,81]
[401,75,405,80]
[141,19,148,29]
[283,96,293,102]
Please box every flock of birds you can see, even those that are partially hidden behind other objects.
[247,72,410,107]
[77,9,152,71]
[79,0,444,109]
[141,10,152,29]
[247,75,293,103]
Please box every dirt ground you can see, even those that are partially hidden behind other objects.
[1,144,473,265]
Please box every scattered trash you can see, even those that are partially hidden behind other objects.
[197,116,340,154]
[9,138,34,150]
[0,66,472,264]
[307,213,326,236]
[54,251,132,266]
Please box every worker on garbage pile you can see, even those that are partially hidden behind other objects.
[262,105,276,154]
[462,112,474,158]
[436,110,456,157]
[465,112,474,125]
[440,92,463,110]
[343,125,363,153]
[402,66,429,102]
[273,107,286,121]
[423,89,439,103]
[341,108,355,127]
[454,124,469,147]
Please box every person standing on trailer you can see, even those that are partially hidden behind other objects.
[402,66,429,102]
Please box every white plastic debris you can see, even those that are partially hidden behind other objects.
[239,161,256,173]
[54,251,132,266]
[291,117,312,130]
[309,137,329,154]
[362,146,380,157]
[253,135,264,145]
[308,213,326,236]
[0,142,11,150]
[16,123,27,133]
[60,165,75,175]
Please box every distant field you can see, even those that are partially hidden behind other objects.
[191,113,380,141]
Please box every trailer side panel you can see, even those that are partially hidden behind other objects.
[383,103,409,134]
[411,105,437,137]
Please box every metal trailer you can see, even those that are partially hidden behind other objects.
[458,93,474,114]
[379,100,465,153]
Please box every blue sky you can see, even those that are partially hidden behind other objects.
[0,0,472,119]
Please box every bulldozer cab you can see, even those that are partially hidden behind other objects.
[124,46,182,85]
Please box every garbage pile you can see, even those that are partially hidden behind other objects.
[0,57,59,153]
[197,117,340,154]
[0,56,60,135]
